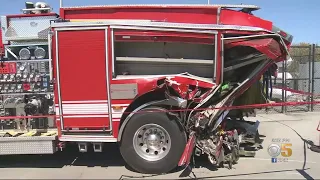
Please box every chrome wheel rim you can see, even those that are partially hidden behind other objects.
[133,123,171,161]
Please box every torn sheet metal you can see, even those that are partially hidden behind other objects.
[224,38,284,60]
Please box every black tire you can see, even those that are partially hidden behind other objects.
[119,106,187,174]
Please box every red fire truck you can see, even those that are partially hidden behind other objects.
[0,1,293,174]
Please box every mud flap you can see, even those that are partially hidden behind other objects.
[178,131,196,177]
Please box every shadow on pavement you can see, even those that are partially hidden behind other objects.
[1,142,313,179]
[0,142,218,176]
[0,143,124,169]
[178,168,312,180]
[0,143,192,174]
[0,132,275,178]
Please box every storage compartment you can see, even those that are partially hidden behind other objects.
[0,136,57,155]
[114,41,216,78]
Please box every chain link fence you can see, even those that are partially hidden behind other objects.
[312,46,320,111]
[257,44,320,114]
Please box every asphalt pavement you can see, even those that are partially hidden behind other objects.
[0,112,319,179]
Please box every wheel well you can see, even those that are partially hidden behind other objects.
[117,88,187,142]
[119,89,166,129]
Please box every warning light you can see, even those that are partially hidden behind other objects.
[112,106,123,111]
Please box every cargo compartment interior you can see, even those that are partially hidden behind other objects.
[113,41,216,79]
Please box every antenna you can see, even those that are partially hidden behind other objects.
[60,0,63,8]
[208,0,210,4]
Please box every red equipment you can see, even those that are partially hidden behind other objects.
[0,1,293,174]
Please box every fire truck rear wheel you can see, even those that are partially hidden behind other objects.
[119,106,186,174]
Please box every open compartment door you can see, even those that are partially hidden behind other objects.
[110,27,218,81]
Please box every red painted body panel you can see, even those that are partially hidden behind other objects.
[0,62,17,74]
[58,30,107,101]
[225,38,284,61]
[220,9,273,31]
[112,121,120,137]
[178,131,196,166]
[62,117,109,129]
[111,99,133,105]
[61,6,274,32]
[61,7,218,24]
[166,76,215,90]
[57,29,110,129]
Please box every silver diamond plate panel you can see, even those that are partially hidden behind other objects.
[10,40,48,45]
[4,15,57,41]
[62,4,260,9]
[110,83,138,99]
[0,136,57,155]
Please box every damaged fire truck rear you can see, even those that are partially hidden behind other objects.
[0,2,293,174]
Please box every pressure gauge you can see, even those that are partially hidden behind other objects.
[23,74,28,79]
[34,47,46,59]
[29,73,34,78]
[19,48,31,60]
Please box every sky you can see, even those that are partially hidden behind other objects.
[0,0,319,45]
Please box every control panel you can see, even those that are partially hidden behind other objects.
[0,17,56,131]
